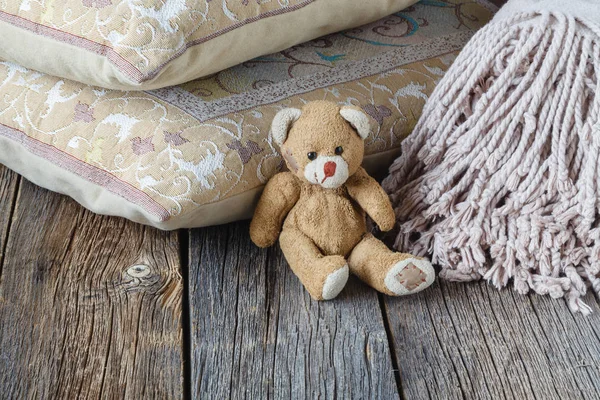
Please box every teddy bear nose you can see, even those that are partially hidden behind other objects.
[324,161,336,178]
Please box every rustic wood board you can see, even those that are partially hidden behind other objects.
[188,222,400,399]
[384,279,600,400]
[0,166,19,271]
[0,179,184,399]
[3,162,600,399]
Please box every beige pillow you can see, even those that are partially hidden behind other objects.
[0,0,417,90]
[0,0,495,229]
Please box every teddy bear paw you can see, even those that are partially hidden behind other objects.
[384,258,435,296]
[322,264,349,300]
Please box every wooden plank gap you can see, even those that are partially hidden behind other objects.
[180,228,192,400]
[0,169,21,280]
[378,292,406,400]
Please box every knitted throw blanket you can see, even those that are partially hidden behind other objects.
[382,0,600,314]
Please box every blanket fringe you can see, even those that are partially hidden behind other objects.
[383,11,600,314]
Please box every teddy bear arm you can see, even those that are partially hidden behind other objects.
[346,167,396,232]
[250,172,301,247]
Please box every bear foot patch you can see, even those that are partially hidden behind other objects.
[384,258,435,296]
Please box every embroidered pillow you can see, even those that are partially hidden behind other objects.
[0,1,495,229]
[0,0,417,90]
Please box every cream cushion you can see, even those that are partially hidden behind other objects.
[0,0,417,89]
[0,1,495,229]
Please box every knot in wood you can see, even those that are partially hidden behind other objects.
[127,264,151,278]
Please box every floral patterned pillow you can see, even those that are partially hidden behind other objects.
[0,0,416,90]
[0,1,495,229]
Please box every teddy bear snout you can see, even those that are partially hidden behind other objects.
[323,162,336,179]
[303,155,349,189]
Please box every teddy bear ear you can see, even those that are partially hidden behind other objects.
[339,106,371,140]
[271,108,302,146]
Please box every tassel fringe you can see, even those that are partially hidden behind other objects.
[383,11,600,314]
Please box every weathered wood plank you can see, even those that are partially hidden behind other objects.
[0,179,184,399]
[188,221,399,399]
[0,165,19,269]
[384,279,600,400]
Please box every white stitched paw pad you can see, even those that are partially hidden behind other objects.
[322,265,349,300]
[384,258,435,296]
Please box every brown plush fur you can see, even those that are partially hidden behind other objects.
[250,101,434,300]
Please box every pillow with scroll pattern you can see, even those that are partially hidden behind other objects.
[0,0,417,89]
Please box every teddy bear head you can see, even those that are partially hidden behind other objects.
[271,101,372,189]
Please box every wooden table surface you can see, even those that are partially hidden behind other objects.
[1,167,600,399]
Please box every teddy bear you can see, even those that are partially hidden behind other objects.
[250,101,435,300]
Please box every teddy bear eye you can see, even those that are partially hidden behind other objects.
[335,146,343,155]
[307,152,317,160]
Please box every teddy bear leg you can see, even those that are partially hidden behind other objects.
[279,228,349,300]
[347,233,435,296]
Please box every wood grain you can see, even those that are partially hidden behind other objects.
[0,166,19,273]
[188,222,400,399]
[4,159,600,399]
[384,279,600,400]
[0,179,184,399]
